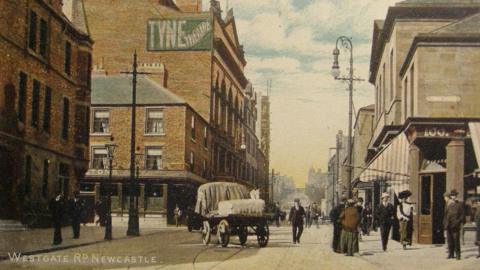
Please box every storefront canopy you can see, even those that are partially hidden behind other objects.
[358,133,410,194]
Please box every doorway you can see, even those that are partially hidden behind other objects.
[0,147,15,219]
[419,173,446,244]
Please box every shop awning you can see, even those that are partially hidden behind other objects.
[468,122,480,170]
[358,133,410,194]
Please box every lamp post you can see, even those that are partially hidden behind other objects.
[104,137,117,240]
[331,36,362,199]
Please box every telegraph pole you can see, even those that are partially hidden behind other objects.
[121,51,154,236]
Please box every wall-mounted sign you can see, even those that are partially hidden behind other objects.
[426,96,461,103]
[147,18,212,51]
[423,127,449,137]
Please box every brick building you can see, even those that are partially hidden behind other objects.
[80,0,267,221]
[0,0,92,223]
[82,72,211,223]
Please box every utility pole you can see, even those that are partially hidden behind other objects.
[271,169,275,204]
[121,51,154,236]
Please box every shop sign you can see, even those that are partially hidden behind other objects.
[147,18,212,51]
[423,127,449,138]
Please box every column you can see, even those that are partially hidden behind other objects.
[446,130,466,201]
[139,184,145,217]
[409,143,420,243]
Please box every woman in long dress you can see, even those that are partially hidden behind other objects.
[340,199,361,256]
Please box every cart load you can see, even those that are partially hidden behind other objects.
[218,199,265,216]
[194,182,270,248]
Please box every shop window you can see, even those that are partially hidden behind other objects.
[145,109,164,134]
[145,184,163,197]
[92,109,109,133]
[421,175,431,215]
[79,183,95,192]
[146,147,163,170]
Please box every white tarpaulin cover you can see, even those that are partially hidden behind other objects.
[195,182,250,216]
[217,199,265,216]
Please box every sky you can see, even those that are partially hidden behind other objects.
[202,0,401,187]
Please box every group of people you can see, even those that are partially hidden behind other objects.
[330,191,414,256]
[49,191,86,245]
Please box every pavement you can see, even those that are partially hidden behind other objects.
[0,223,478,270]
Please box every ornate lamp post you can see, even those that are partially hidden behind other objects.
[331,36,362,198]
[104,137,117,240]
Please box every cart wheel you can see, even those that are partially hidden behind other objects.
[238,226,248,246]
[256,223,269,248]
[202,220,211,245]
[217,219,230,247]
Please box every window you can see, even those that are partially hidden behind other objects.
[31,80,40,127]
[43,86,51,132]
[62,97,69,139]
[24,155,32,195]
[42,159,49,198]
[145,109,164,134]
[39,19,48,57]
[18,72,27,122]
[410,64,415,117]
[190,151,195,172]
[28,11,37,51]
[191,115,196,139]
[92,148,108,169]
[92,109,110,133]
[64,41,72,75]
[146,147,163,170]
[203,126,208,148]
[390,50,394,101]
[58,163,70,196]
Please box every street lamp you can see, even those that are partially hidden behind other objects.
[331,36,361,199]
[105,137,117,240]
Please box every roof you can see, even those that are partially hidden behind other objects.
[62,0,89,35]
[430,11,480,35]
[397,0,480,7]
[91,75,185,105]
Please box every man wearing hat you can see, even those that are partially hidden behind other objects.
[443,190,465,260]
[376,192,395,251]
[397,191,414,250]
[330,196,347,252]
[288,198,305,244]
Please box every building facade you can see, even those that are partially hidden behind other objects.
[361,0,480,244]
[0,0,92,223]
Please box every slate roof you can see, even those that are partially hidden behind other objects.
[91,75,185,105]
[430,12,480,35]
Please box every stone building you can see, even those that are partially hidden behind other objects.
[360,0,480,244]
[0,0,92,223]
[83,73,211,223]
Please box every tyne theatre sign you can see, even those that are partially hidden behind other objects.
[147,18,212,51]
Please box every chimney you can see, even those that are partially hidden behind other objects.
[175,0,202,13]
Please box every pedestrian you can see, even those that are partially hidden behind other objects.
[340,199,361,256]
[95,198,106,227]
[174,205,182,227]
[274,202,281,227]
[305,205,311,228]
[397,193,414,250]
[330,196,347,253]
[356,198,364,240]
[474,199,480,258]
[376,192,395,251]
[311,202,319,228]
[288,198,305,244]
[361,204,373,236]
[49,194,64,245]
[68,191,84,239]
[443,190,465,260]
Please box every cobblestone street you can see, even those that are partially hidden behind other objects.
[1,224,478,270]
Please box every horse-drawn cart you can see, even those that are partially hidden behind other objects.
[194,182,270,248]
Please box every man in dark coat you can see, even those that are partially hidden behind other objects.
[376,192,395,251]
[288,198,305,244]
[443,190,465,260]
[68,191,84,239]
[49,194,64,245]
[330,196,347,253]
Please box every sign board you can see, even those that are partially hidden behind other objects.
[147,18,212,51]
